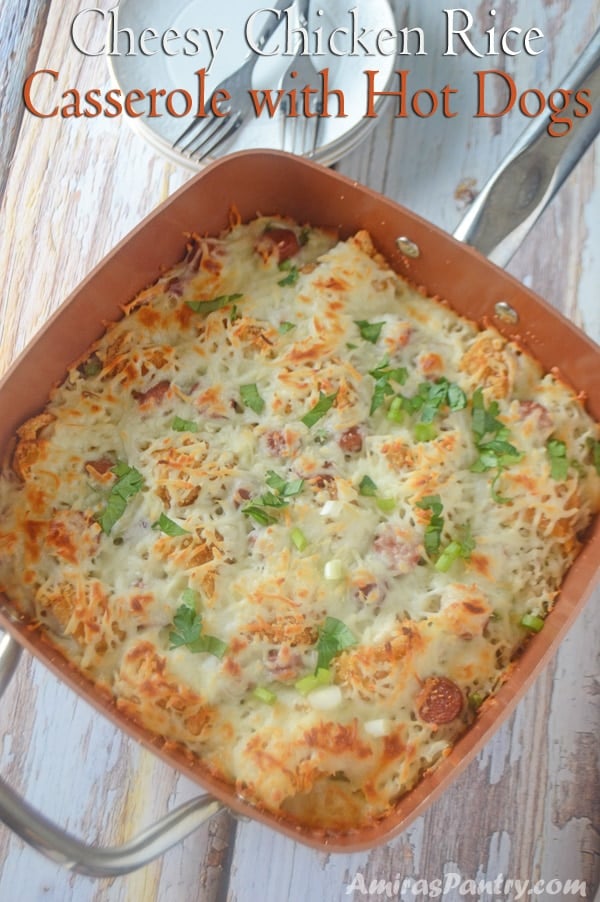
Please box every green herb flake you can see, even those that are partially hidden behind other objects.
[97,462,144,535]
[240,383,265,415]
[152,513,190,536]
[187,293,243,315]
[277,261,300,287]
[415,494,444,557]
[265,471,304,498]
[315,617,358,671]
[301,390,338,428]
[358,475,378,497]
[414,422,437,442]
[279,321,296,334]
[242,504,278,526]
[169,602,202,648]
[355,320,385,344]
[169,596,227,658]
[172,416,199,433]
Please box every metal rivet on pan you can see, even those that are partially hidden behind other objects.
[396,236,420,258]
[494,301,519,324]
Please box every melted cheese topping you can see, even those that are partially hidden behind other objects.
[0,216,598,831]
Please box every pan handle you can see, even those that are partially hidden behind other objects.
[453,27,600,267]
[0,630,225,877]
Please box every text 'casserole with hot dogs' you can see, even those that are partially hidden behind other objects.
[1,215,599,831]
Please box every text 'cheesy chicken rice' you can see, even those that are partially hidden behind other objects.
[0,216,599,831]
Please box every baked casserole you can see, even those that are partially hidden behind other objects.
[0,213,598,831]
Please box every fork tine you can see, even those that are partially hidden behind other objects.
[178,113,230,155]
[281,87,322,157]
[184,112,244,162]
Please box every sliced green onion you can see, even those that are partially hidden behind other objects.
[253,686,277,705]
[546,438,569,480]
[242,504,278,526]
[376,497,396,513]
[520,613,545,633]
[279,321,296,334]
[295,668,332,695]
[290,527,308,551]
[240,383,265,415]
[324,559,344,580]
[434,540,463,572]
[387,396,405,423]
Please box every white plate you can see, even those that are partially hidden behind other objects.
[108,0,397,168]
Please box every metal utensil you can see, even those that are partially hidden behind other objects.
[280,53,323,157]
[174,0,309,163]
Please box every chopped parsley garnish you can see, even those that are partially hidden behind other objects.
[390,378,467,424]
[264,470,304,499]
[415,495,474,566]
[301,390,338,428]
[546,438,569,480]
[242,504,278,526]
[315,617,358,671]
[355,319,385,344]
[277,261,300,286]
[242,471,304,524]
[187,293,243,314]
[172,416,199,433]
[97,461,144,535]
[169,594,227,658]
[368,356,408,415]
[470,389,521,503]
[279,321,296,334]
[240,383,265,415]
[471,388,507,442]
[152,512,190,536]
[358,475,378,496]
[415,494,444,557]
[414,422,437,442]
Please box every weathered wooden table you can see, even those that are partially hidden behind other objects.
[0,1,598,899]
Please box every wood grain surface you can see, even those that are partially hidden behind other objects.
[0,2,598,900]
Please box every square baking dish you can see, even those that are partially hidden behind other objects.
[0,150,598,856]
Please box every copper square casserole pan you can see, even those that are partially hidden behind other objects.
[0,37,599,875]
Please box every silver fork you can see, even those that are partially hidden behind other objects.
[174,0,309,163]
[280,54,323,157]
